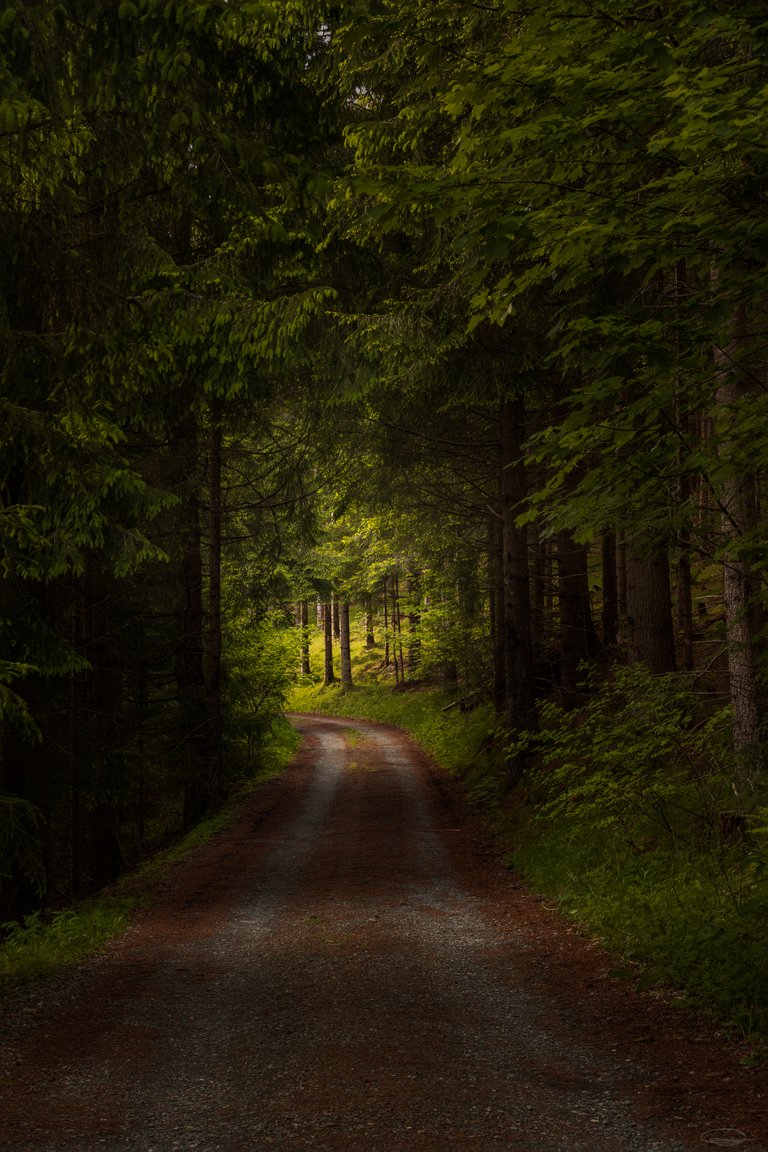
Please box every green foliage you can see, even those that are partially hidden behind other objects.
[504,664,768,1036]
[0,794,45,898]
[224,603,303,782]
[0,899,137,990]
[513,824,768,1037]
[512,664,735,842]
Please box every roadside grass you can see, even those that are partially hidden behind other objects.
[501,672,768,1045]
[0,898,139,989]
[510,822,768,1045]
[290,629,768,1046]
[0,716,300,992]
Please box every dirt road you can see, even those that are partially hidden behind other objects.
[1,715,766,1150]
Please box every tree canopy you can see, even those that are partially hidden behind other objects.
[3,0,768,914]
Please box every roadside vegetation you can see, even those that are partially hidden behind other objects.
[291,623,768,1048]
[0,718,299,991]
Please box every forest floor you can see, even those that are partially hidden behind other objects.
[0,715,766,1151]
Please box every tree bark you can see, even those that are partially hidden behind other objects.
[676,545,694,672]
[557,529,599,701]
[382,578,390,669]
[340,601,353,687]
[179,491,208,827]
[616,530,628,621]
[364,596,375,648]
[300,599,311,675]
[323,601,335,685]
[671,262,695,673]
[489,514,506,714]
[394,571,406,681]
[625,544,676,674]
[601,531,619,649]
[406,568,421,673]
[531,522,547,656]
[500,397,537,747]
[206,419,223,803]
[715,300,761,787]
[390,575,400,683]
[169,411,208,829]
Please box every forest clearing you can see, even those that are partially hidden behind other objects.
[3,1,768,1146]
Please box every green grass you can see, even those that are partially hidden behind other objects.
[0,716,301,992]
[511,822,768,1041]
[0,898,139,988]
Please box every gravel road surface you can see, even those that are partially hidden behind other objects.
[0,714,765,1150]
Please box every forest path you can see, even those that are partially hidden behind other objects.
[0,715,765,1151]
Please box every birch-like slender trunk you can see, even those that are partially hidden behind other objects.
[715,299,761,787]
[323,601,335,685]
[300,600,311,675]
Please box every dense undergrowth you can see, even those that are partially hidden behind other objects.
[291,630,768,1047]
[0,717,300,991]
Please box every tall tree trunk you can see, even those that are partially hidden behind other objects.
[557,529,599,702]
[332,594,340,641]
[489,514,506,715]
[390,575,400,684]
[672,261,695,673]
[382,577,391,669]
[601,531,619,648]
[323,601,335,685]
[170,412,207,829]
[70,598,82,898]
[206,419,223,803]
[300,599,311,675]
[616,530,628,621]
[84,567,124,891]
[406,568,421,673]
[364,596,375,648]
[394,571,406,681]
[625,545,676,674]
[676,542,694,672]
[530,522,547,656]
[500,397,537,750]
[340,601,353,687]
[715,300,761,787]
[698,411,715,545]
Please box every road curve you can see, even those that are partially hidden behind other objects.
[0,714,765,1150]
